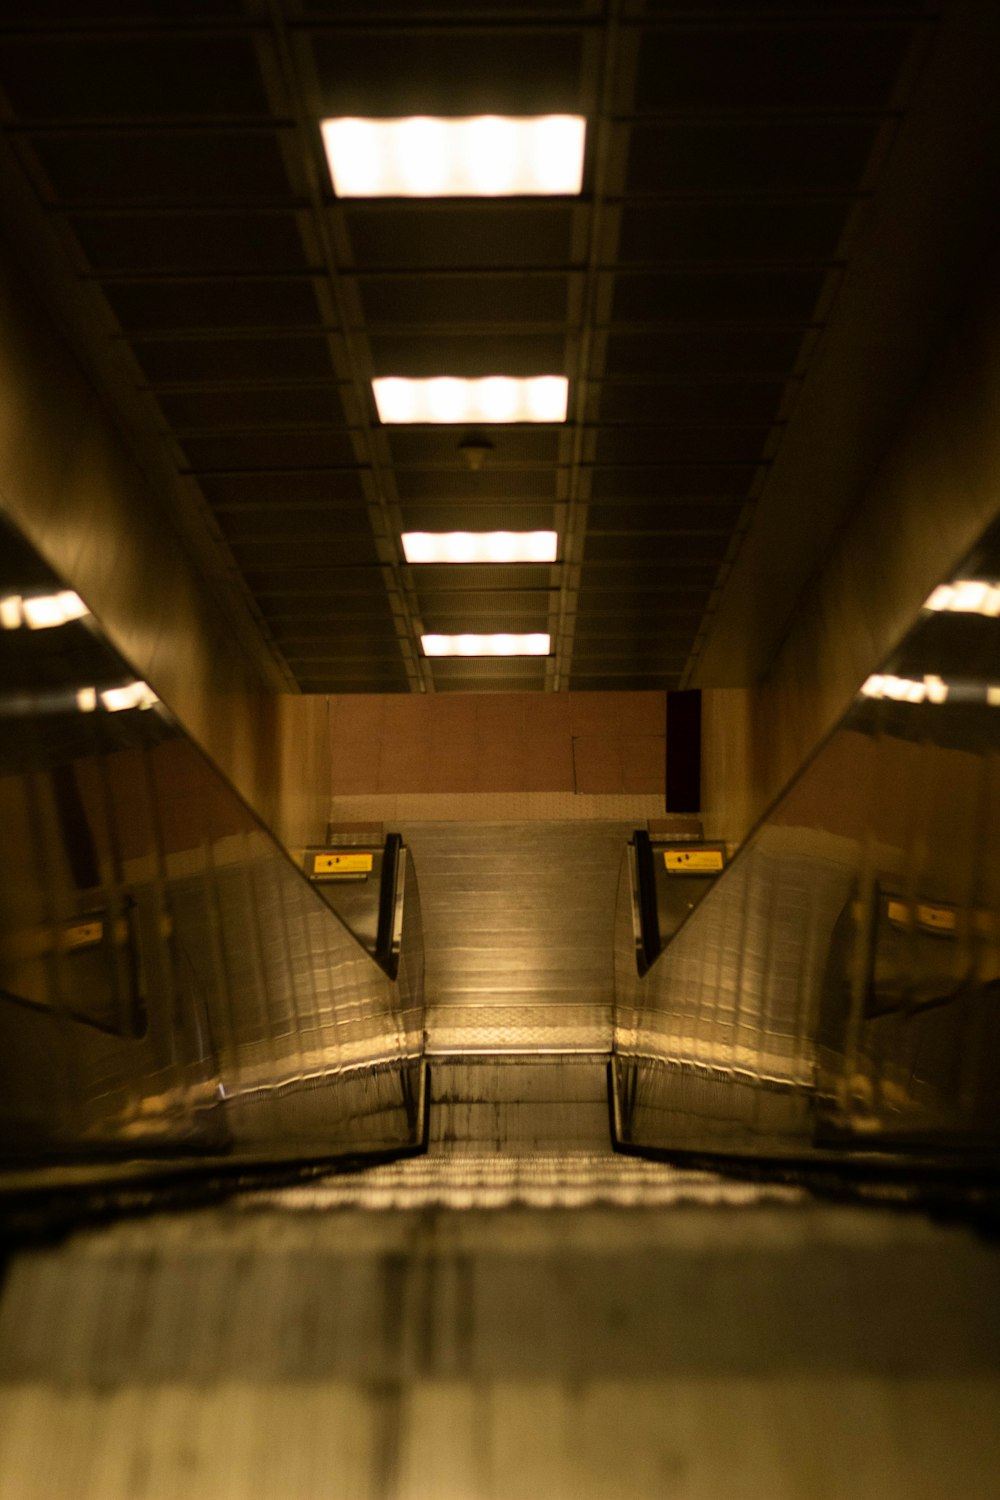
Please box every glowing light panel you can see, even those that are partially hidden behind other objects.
[374,376,567,424]
[924,580,1000,616]
[861,673,948,704]
[0,590,89,630]
[322,115,586,198]
[402,531,558,565]
[421,632,551,657]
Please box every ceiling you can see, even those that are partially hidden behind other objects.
[0,0,933,694]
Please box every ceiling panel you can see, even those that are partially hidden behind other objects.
[105,280,324,333]
[30,131,292,202]
[309,30,585,115]
[69,212,312,274]
[603,328,809,377]
[180,431,356,472]
[133,336,335,385]
[625,119,882,194]
[369,332,568,377]
[587,502,743,533]
[611,270,827,324]
[593,428,770,464]
[0,35,268,118]
[597,381,787,426]
[395,469,558,501]
[343,205,575,269]
[199,471,365,505]
[157,387,348,430]
[386,429,560,466]
[0,0,925,692]
[588,465,758,498]
[360,274,569,326]
[218,507,374,543]
[400,503,556,532]
[583,534,731,566]
[633,26,908,112]
[617,201,850,264]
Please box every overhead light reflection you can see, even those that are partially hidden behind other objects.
[861,673,949,704]
[75,681,159,713]
[99,681,159,713]
[0,679,157,718]
[924,580,1000,616]
[0,590,89,630]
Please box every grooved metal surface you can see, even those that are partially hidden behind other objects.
[614,509,1000,1164]
[235,1154,802,1211]
[400,821,629,1053]
[429,1058,612,1155]
[0,516,424,1169]
[0,1200,998,1499]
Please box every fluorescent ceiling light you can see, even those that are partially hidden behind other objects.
[321,115,586,198]
[0,590,89,630]
[402,531,558,565]
[373,375,568,424]
[421,632,550,657]
[924,580,1000,616]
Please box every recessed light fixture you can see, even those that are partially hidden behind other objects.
[421,632,551,657]
[321,115,586,198]
[373,375,568,424]
[402,531,558,565]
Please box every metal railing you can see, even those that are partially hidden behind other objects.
[0,517,426,1176]
[614,515,1000,1170]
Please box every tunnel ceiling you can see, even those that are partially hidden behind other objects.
[0,1,928,694]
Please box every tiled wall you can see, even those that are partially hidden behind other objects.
[0,230,329,849]
[329,692,666,798]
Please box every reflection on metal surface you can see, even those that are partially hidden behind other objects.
[0,590,89,631]
[404,820,626,1055]
[0,515,425,1172]
[614,512,1000,1168]
[234,1153,803,1211]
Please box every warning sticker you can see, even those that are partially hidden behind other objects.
[887,898,957,935]
[663,848,724,874]
[310,851,373,876]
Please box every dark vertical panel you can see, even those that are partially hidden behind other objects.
[666,689,701,813]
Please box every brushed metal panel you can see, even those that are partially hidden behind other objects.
[0,516,425,1169]
[400,821,630,1055]
[614,510,1000,1166]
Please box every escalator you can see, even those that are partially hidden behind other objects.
[614,514,1000,1184]
[0,514,426,1200]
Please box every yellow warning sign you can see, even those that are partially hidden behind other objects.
[887,899,957,934]
[917,902,957,933]
[311,851,373,876]
[62,920,103,951]
[663,848,724,874]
